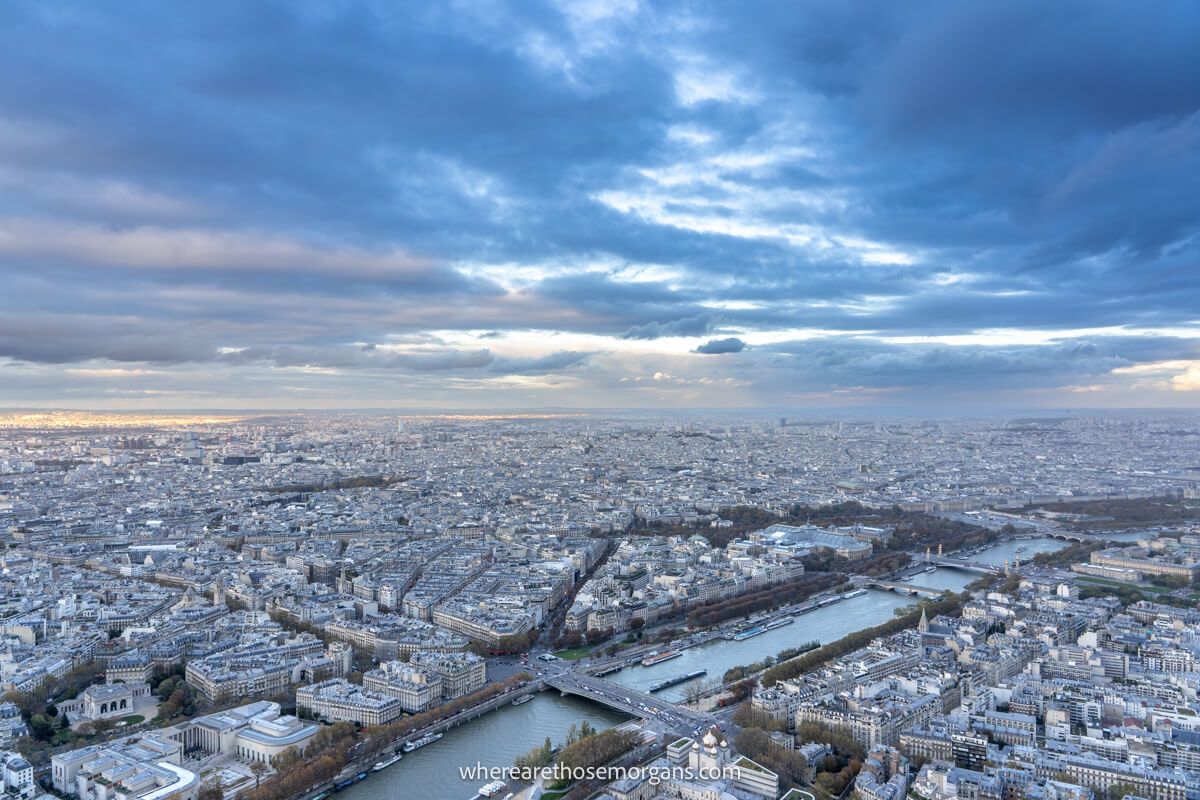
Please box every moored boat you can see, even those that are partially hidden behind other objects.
[372,753,403,771]
[479,780,507,797]
[641,650,682,667]
[402,731,444,753]
[733,626,766,641]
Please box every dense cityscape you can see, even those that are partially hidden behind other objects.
[1,412,1200,800]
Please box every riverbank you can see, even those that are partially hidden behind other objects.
[334,692,630,800]
[278,536,1072,800]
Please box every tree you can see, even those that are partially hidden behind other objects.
[733,704,786,732]
[169,682,195,716]
[1,691,43,718]
[199,779,224,800]
[28,714,55,741]
[735,727,810,791]
[155,677,177,700]
[273,747,303,770]
[1106,783,1139,800]
[515,737,554,771]
[1150,574,1188,590]
[249,760,270,788]
[797,721,865,761]
[549,728,638,790]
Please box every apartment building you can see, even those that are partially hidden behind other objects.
[296,679,406,727]
[362,663,443,713]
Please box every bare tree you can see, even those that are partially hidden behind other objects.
[249,760,269,789]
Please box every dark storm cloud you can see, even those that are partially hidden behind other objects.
[220,345,493,372]
[0,0,1198,406]
[757,335,1200,390]
[693,338,746,355]
[218,345,595,376]
[0,1,676,254]
[673,0,1200,307]
[0,311,593,379]
[0,315,220,365]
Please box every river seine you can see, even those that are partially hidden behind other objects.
[337,536,1069,799]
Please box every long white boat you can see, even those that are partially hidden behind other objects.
[402,732,443,753]
[372,752,403,772]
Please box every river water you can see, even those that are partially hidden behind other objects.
[338,692,628,800]
[338,536,1071,800]
[604,589,914,702]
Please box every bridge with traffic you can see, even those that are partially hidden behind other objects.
[864,579,947,597]
[541,667,712,732]
[534,548,1011,736]
[927,556,1004,574]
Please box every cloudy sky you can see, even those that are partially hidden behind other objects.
[2,1,1199,411]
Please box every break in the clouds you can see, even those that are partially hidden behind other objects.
[1,1,1199,410]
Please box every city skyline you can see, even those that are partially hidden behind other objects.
[1,1,1198,410]
[4,411,1200,800]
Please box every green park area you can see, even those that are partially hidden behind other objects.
[551,645,594,661]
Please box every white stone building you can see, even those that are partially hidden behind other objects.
[362,663,442,713]
[409,650,487,699]
[59,682,152,724]
[51,736,198,800]
[1,751,36,800]
[296,679,406,727]
[160,701,319,766]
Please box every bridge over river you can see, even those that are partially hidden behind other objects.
[865,579,947,597]
[928,556,1004,574]
[542,668,710,731]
